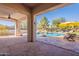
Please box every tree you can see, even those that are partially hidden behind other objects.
[59,22,79,32]
[0,24,9,36]
[37,16,49,32]
[52,17,66,27]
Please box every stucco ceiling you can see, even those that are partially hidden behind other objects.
[0,4,27,21]
[22,3,43,9]
[22,3,61,10]
[0,3,63,22]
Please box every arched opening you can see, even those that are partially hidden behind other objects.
[0,19,15,36]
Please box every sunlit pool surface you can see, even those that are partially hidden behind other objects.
[37,33,64,37]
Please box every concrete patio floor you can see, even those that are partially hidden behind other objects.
[0,36,78,56]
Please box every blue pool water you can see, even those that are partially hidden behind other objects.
[37,33,64,37]
[47,33,64,36]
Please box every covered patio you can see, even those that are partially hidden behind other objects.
[0,3,70,41]
[0,3,78,56]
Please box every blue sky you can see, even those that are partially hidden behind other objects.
[0,20,15,26]
[36,3,79,25]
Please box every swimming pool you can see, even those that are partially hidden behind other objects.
[37,33,64,37]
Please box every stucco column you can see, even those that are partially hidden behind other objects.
[15,20,21,36]
[27,13,35,42]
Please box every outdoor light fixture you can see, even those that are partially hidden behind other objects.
[8,14,11,19]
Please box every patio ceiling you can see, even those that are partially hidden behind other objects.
[22,3,43,10]
[0,3,70,22]
[22,3,63,14]
[0,4,27,22]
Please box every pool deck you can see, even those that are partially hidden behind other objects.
[37,36,79,53]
